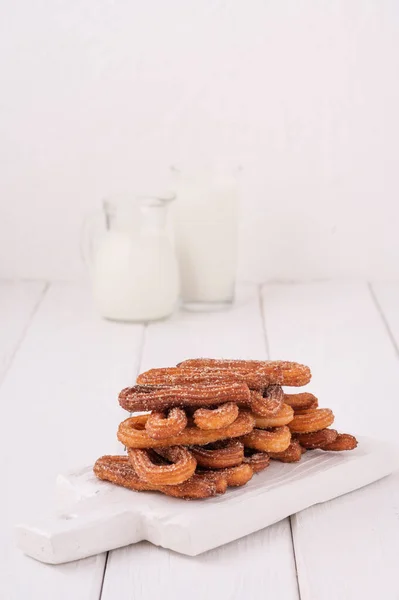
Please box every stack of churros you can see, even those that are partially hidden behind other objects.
[94,359,357,499]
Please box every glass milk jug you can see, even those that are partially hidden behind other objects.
[81,194,179,322]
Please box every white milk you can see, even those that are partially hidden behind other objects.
[86,201,179,322]
[173,173,238,307]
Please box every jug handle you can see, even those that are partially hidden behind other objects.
[80,211,104,269]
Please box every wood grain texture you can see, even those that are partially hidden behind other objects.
[262,281,399,600]
[0,281,46,382]
[103,523,297,600]
[5,280,399,599]
[101,284,299,600]
[140,284,272,370]
[0,282,144,600]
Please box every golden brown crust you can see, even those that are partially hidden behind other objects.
[243,450,270,473]
[288,408,334,433]
[96,357,357,501]
[137,367,264,390]
[196,470,228,494]
[119,382,251,412]
[190,440,244,469]
[242,426,291,453]
[250,386,284,417]
[145,408,187,440]
[294,428,338,449]
[193,402,239,430]
[268,440,303,463]
[93,455,218,499]
[118,410,255,449]
[220,463,254,486]
[284,392,318,411]
[253,403,294,428]
[293,406,319,415]
[199,463,254,487]
[320,433,358,451]
[178,358,267,369]
[93,456,254,498]
[127,446,196,485]
[177,359,311,387]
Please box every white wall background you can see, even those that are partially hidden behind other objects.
[1,0,398,282]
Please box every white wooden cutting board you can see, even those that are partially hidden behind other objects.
[15,436,399,564]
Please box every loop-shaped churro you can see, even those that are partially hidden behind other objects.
[190,440,244,469]
[94,455,218,499]
[320,433,358,451]
[288,408,334,433]
[196,470,228,494]
[243,450,270,473]
[242,426,291,453]
[128,446,196,485]
[268,440,303,463]
[177,359,311,387]
[216,463,254,487]
[118,410,255,449]
[253,403,294,428]
[284,392,318,411]
[145,408,187,440]
[294,428,338,449]
[200,464,254,487]
[250,386,284,417]
[119,382,251,413]
[293,407,320,415]
[193,402,239,430]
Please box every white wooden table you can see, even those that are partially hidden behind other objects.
[1,280,399,600]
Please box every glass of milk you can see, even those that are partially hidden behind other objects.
[172,167,239,310]
[81,192,179,322]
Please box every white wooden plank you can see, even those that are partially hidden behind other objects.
[0,281,46,382]
[140,284,272,369]
[101,284,299,600]
[0,282,144,600]
[371,282,399,354]
[102,523,296,600]
[262,281,399,600]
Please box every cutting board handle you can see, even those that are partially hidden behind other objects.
[15,506,143,564]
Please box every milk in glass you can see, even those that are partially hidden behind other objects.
[173,170,238,309]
